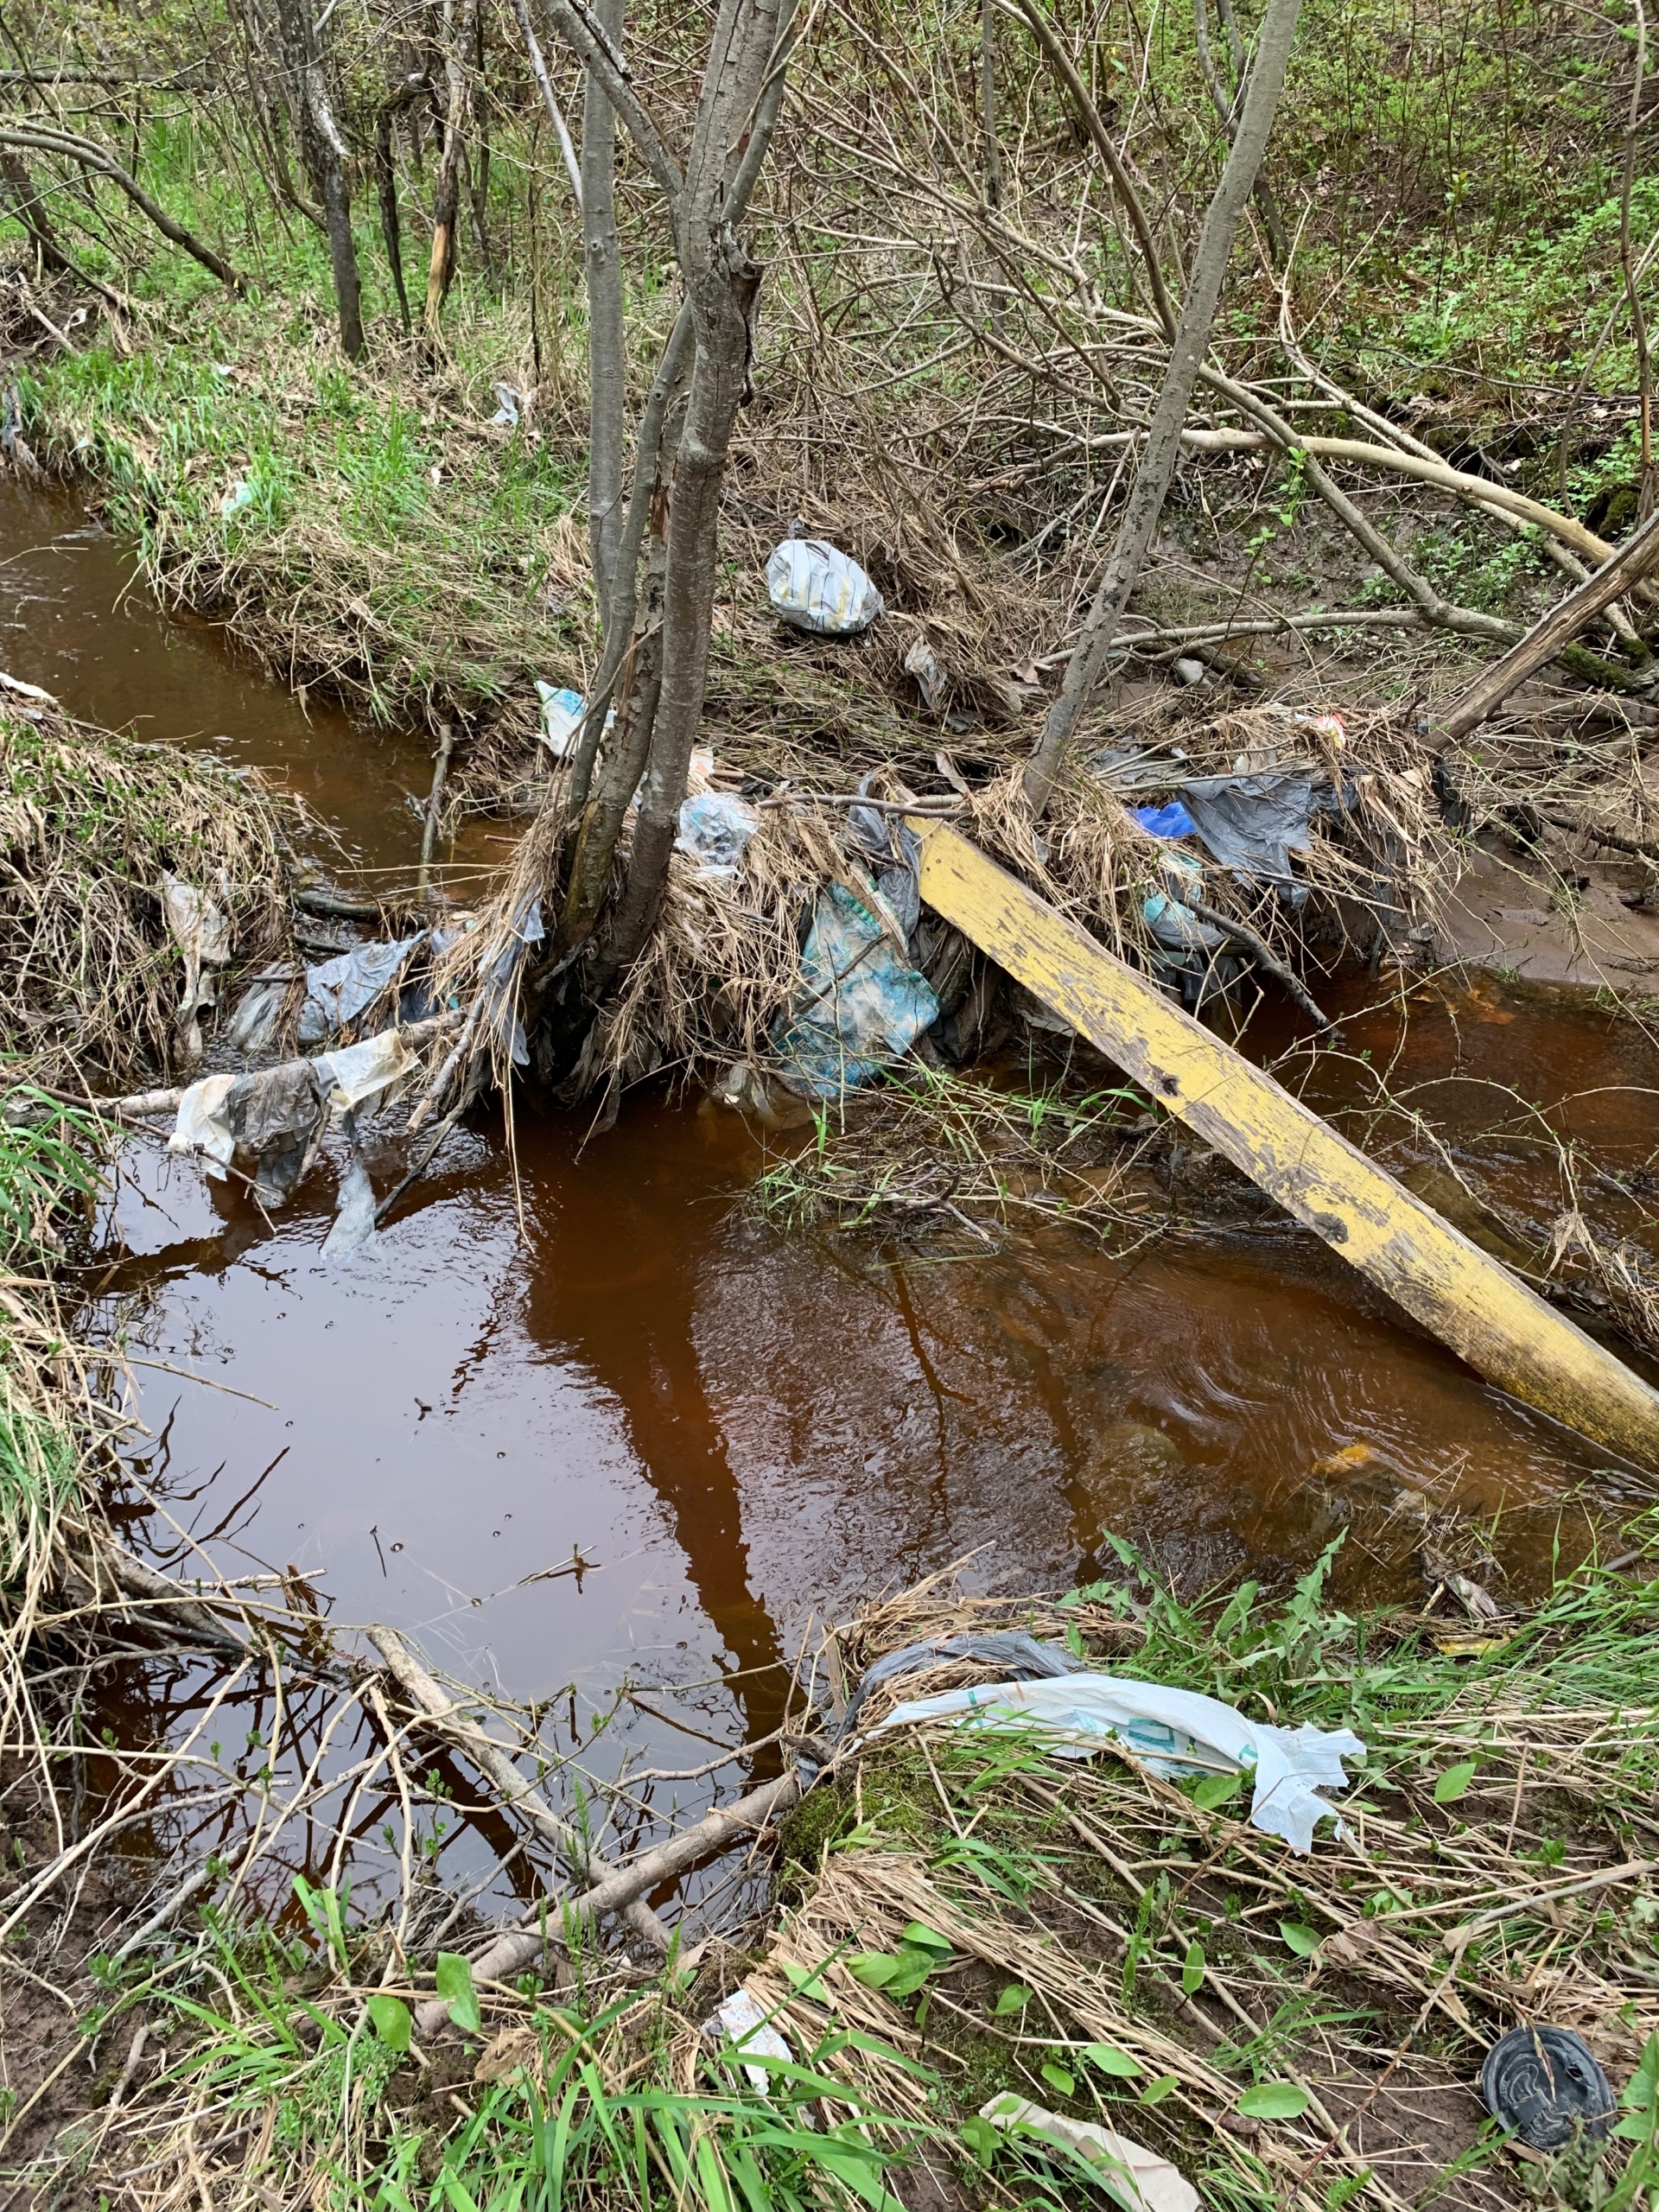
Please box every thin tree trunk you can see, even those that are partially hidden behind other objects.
[582,0,626,636]
[272,0,365,357]
[505,0,582,207]
[1021,0,1303,810]
[423,0,475,337]
[1193,0,1288,263]
[981,0,1001,210]
[374,79,427,334]
[467,0,493,279]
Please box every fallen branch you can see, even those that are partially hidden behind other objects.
[1186,896,1333,1030]
[367,1625,674,1955]
[414,1767,802,2034]
[0,122,245,290]
[1440,506,1659,740]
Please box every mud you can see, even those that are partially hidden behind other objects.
[5,485,1659,1849]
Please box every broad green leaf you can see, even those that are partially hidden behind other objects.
[1192,1771,1245,1810]
[1039,2062,1075,2096]
[1084,2042,1142,2079]
[961,2114,999,2165]
[900,1923,953,1958]
[1139,2073,1179,2104]
[1433,1761,1478,1804]
[435,1951,481,2034]
[847,1951,901,1990]
[993,1983,1031,2018]
[365,1993,410,2053]
[782,1961,831,2000]
[1237,2081,1311,2120]
[1182,1940,1206,1993]
[1279,1922,1320,1957]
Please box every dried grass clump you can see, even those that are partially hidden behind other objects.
[0,692,296,1085]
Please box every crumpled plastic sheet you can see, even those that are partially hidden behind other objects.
[297,935,427,1046]
[167,1061,323,1207]
[772,882,938,1096]
[797,1631,1086,1783]
[873,1670,1365,1853]
[848,783,923,945]
[677,791,760,877]
[227,967,300,1058]
[766,537,884,636]
[321,1141,378,1260]
[1177,771,1319,903]
[1132,800,1198,842]
[168,1031,414,1225]
[477,893,543,1068]
[161,874,233,1059]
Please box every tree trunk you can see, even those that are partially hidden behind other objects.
[582,0,626,635]
[423,0,476,338]
[272,0,365,357]
[1021,0,1303,810]
[374,79,427,334]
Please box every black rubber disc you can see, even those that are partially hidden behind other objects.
[1480,2026,1615,2151]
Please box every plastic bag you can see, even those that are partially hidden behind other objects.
[162,874,233,1059]
[702,1989,792,2096]
[167,1062,324,1207]
[772,883,938,1096]
[228,968,299,1058]
[297,935,426,1046]
[535,682,586,757]
[1178,771,1318,901]
[677,791,760,877]
[766,537,883,636]
[312,1029,416,1113]
[874,1670,1364,1853]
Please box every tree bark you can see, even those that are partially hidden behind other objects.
[272,0,365,357]
[1021,0,1303,810]
[582,0,626,634]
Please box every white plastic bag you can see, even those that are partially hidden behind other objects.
[312,1029,416,1113]
[766,538,883,636]
[702,1989,791,2095]
[535,682,586,757]
[874,1671,1363,1853]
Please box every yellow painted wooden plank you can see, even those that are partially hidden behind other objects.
[913,819,1659,1471]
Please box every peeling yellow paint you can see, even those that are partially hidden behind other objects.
[913,820,1659,1471]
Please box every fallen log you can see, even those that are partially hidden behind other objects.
[911,819,1659,1471]
[412,1769,802,2037]
[368,1626,673,1957]
[1440,506,1659,741]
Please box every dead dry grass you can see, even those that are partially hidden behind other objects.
[0,685,296,1086]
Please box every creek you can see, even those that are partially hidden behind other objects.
[4,478,1656,1897]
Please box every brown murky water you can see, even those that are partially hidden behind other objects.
[7,484,1659,1892]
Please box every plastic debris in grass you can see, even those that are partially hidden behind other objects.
[766,537,883,636]
[980,2096,1198,2212]
[702,1989,793,2096]
[772,882,938,1097]
[297,935,427,1046]
[535,682,586,757]
[874,1671,1364,1853]
[677,791,760,878]
[161,874,233,1062]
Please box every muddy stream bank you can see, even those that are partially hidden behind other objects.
[7,480,1657,1908]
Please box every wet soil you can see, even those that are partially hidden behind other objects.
[4,484,1659,1838]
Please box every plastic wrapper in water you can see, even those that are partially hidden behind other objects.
[297,935,426,1046]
